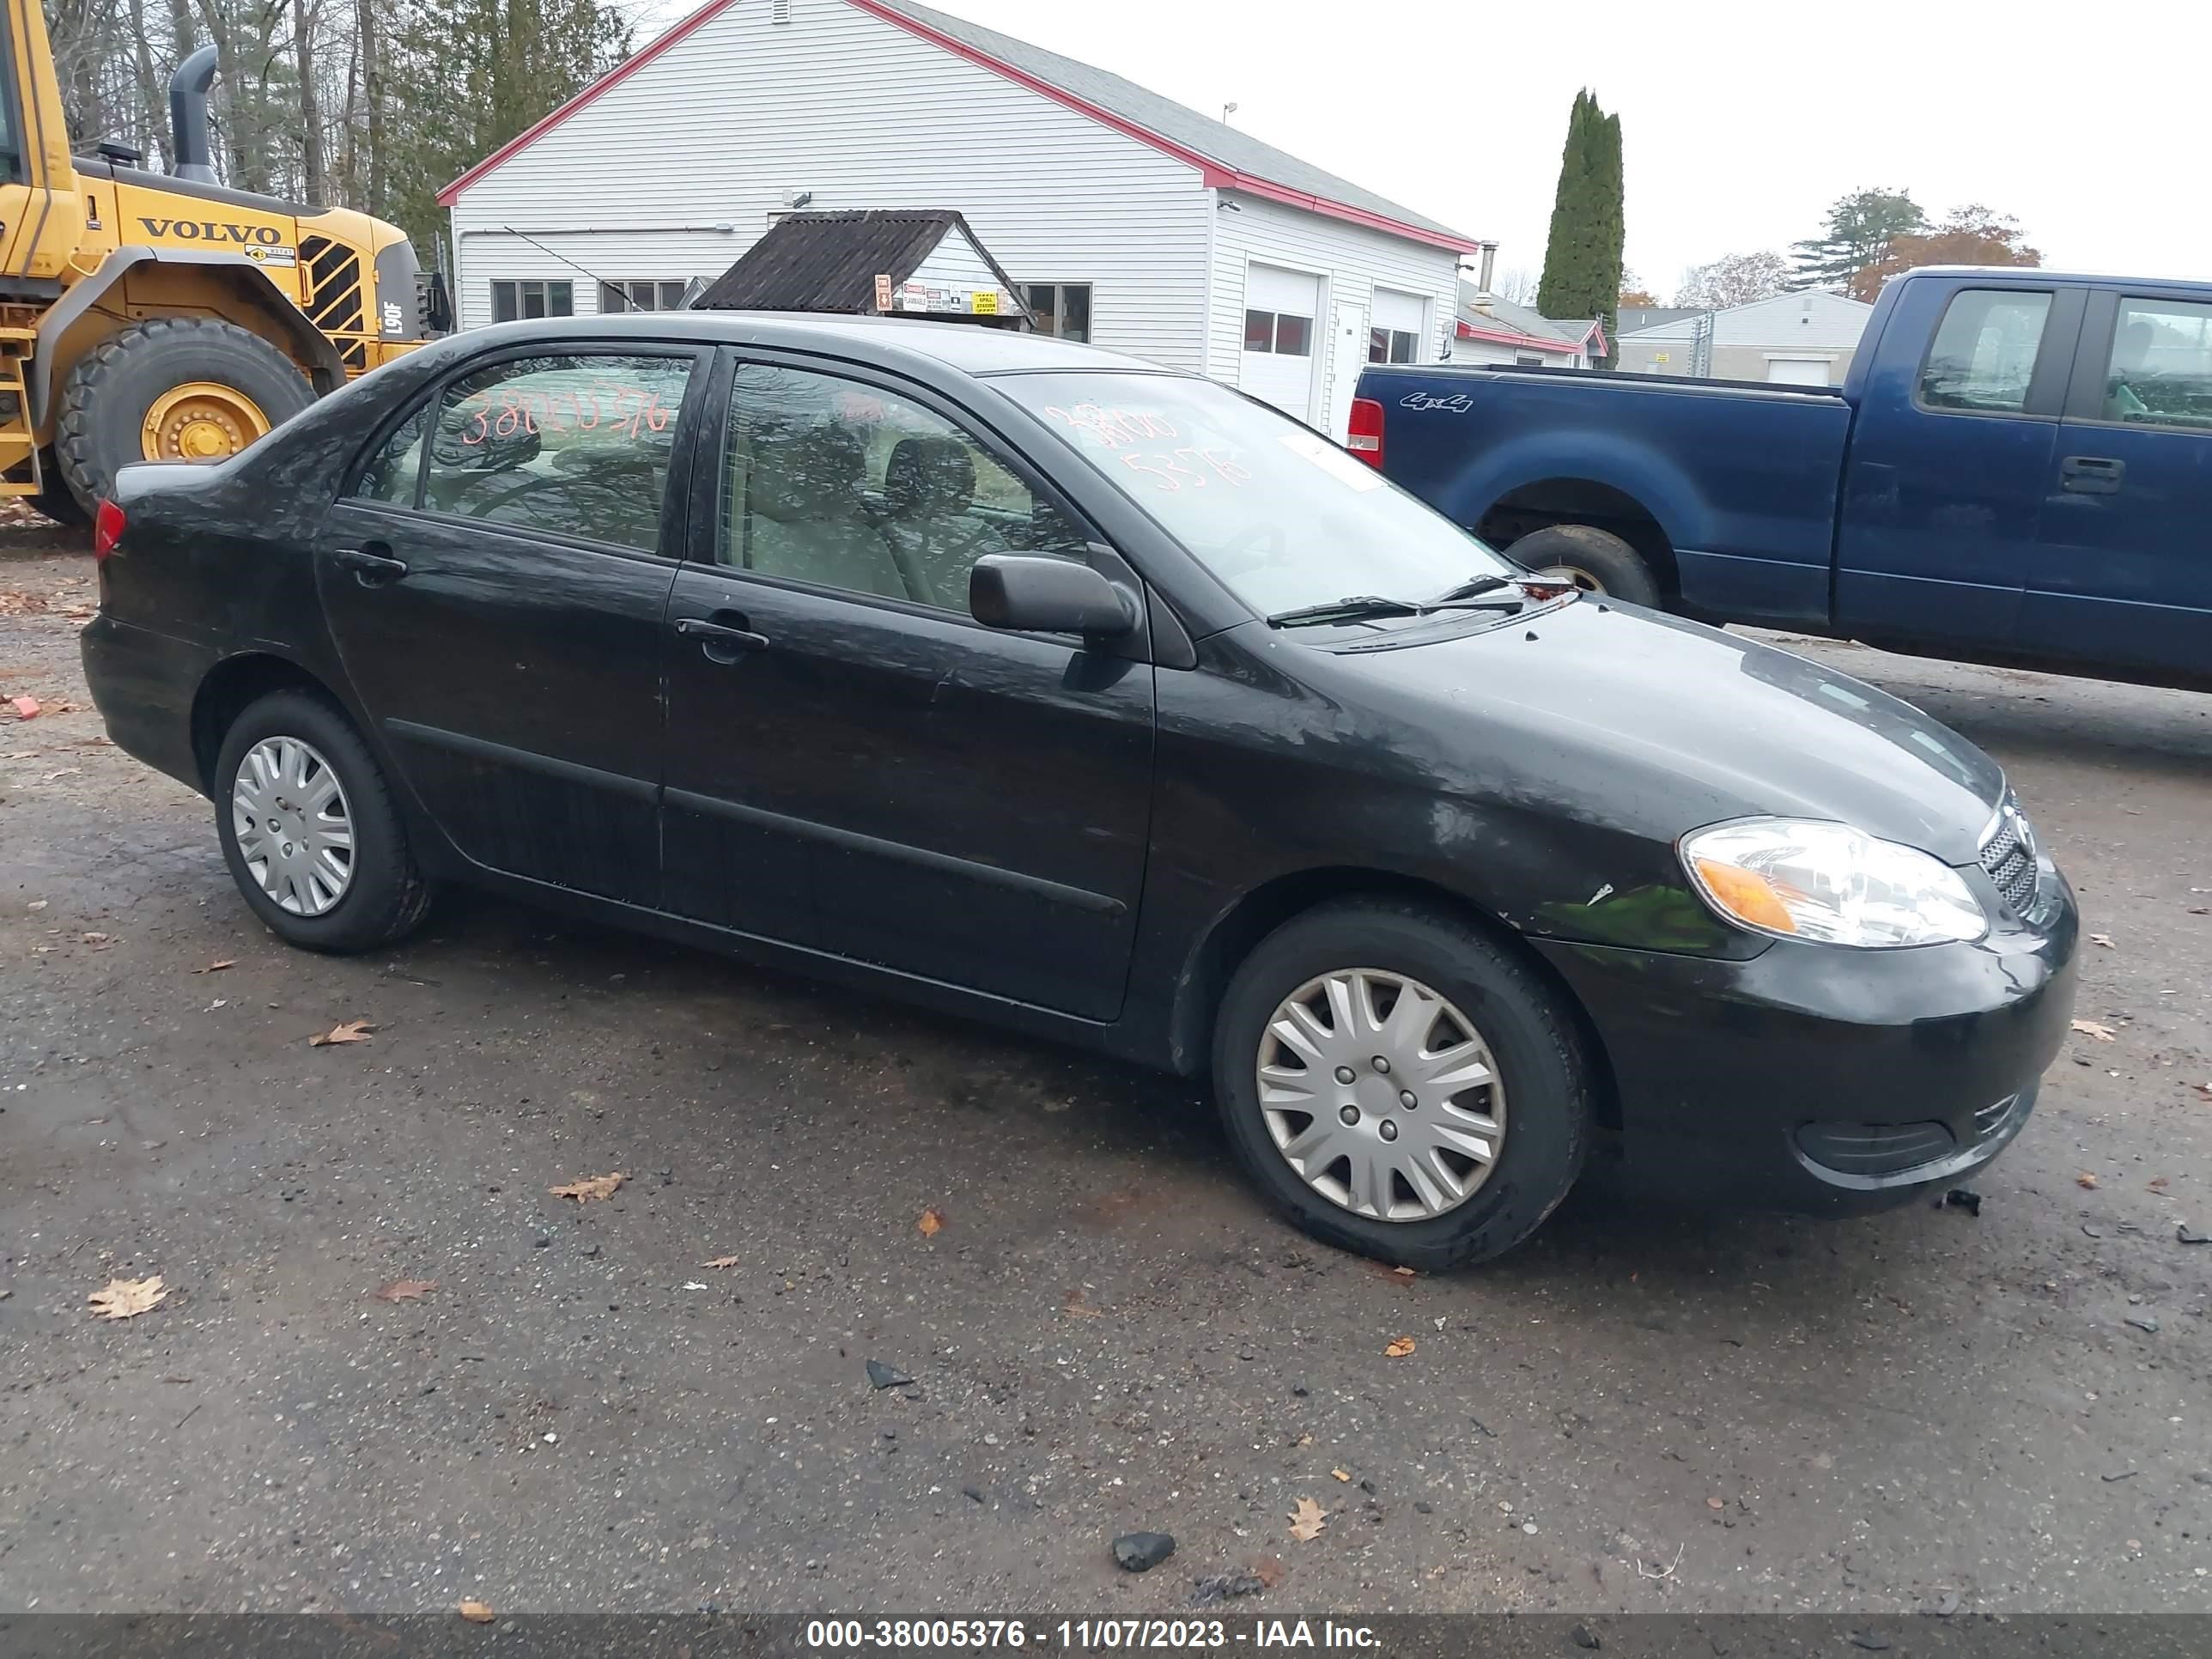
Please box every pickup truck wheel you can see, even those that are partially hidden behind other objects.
[1212,897,1593,1271]
[1510,524,1661,606]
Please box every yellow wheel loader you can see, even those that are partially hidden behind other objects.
[0,0,447,522]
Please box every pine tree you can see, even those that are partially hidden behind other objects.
[1536,90,1625,362]
[1790,188,1924,292]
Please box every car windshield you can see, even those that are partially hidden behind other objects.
[994,373,1515,619]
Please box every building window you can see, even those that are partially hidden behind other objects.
[1244,308,1313,356]
[1024,283,1091,343]
[599,280,691,313]
[1368,327,1418,364]
[490,279,573,323]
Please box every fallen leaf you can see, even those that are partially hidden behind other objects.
[2193,1083,2212,1102]
[917,1206,945,1237]
[698,1255,740,1270]
[1383,1335,1415,1358]
[1287,1498,1327,1542]
[80,931,110,945]
[88,1274,169,1320]
[1248,1554,1285,1589]
[2077,1172,2100,1190]
[193,960,237,974]
[2090,933,2115,948]
[2148,1176,2170,1193]
[1392,1265,1416,1278]
[42,768,81,782]
[310,1018,374,1047]
[2071,1019,2117,1042]
[9,696,38,720]
[458,1601,495,1624]
[550,1172,626,1202]
[681,1280,709,1291]
[1061,1288,1104,1318]
[1330,1468,1351,1482]
[1293,1432,1313,1448]
[372,1278,437,1303]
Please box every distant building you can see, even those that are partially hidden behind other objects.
[1448,283,1607,368]
[1615,291,1875,386]
[438,0,1480,437]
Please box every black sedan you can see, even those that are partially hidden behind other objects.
[81,313,2079,1268]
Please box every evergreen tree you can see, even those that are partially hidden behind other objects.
[1790,187,1924,292]
[1536,90,1625,362]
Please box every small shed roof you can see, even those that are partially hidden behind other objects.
[691,209,1031,320]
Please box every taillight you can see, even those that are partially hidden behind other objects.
[1346,398,1384,468]
[93,499,125,561]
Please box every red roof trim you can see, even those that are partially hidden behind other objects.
[441,0,1482,256]
[1455,318,1582,355]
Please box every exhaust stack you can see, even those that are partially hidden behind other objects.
[168,46,220,184]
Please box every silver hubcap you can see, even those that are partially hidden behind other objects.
[1256,969,1505,1223]
[232,737,354,916]
[1533,563,1605,594]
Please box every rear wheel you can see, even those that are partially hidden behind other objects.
[1509,523,1661,606]
[1212,898,1594,1270]
[55,317,313,514]
[214,690,433,954]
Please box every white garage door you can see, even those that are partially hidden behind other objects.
[1241,263,1322,422]
[1766,356,1831,386]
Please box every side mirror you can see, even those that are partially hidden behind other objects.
[969,554,1138,636]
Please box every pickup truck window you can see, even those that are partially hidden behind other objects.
[1000,372,1513,619]
[2102,299,2212,430]
[1919,289,2052,414]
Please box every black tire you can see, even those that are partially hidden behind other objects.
[32,449,88,528]
[213,689,434,954]
[1212,897,1593,1271]
[1510,523,1662,607]
[55,317,314,514]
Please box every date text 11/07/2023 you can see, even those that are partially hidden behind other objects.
[802,1620,1382,1650]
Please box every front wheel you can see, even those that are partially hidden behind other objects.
[1509,523,1661,606]
[214,689,434,953]
[1212,898,1593,1270]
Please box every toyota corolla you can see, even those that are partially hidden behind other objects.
[81,313,2078,1267]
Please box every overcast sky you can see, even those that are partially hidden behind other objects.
[627,0,2210,299]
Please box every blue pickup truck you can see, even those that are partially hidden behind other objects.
[1354,267,2212,690]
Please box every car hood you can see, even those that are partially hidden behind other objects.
[1314,598,2006,865]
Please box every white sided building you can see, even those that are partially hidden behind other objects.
[437,0,1479,436]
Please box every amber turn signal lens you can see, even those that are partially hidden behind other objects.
[1692,858,1798,934]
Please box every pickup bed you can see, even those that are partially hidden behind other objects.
[1356,267,2212,690]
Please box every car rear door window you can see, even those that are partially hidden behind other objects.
[420,353,696,552]
[718,362,1086,611]
[1918,289,2052,412]
[2101,297,2212,429]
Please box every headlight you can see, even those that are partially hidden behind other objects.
[1680,818,1988,948]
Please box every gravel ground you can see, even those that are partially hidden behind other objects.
[3,532,2209,1616]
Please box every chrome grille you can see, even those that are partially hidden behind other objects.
[1978,794,2039,916]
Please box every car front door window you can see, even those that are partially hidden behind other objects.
[719,362,1085,611]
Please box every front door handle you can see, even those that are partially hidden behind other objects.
[331,544,410,583]
[675,615,770,662]
[2059,455,2125,495]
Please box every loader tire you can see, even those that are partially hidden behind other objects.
[31,449,88,528]
[55,317,313,514]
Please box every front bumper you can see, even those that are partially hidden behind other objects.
[1534,861,2078,1214]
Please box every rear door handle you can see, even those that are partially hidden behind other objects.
[675,615,770,661]
[2059,455,2125,495]
[331,545,410,581]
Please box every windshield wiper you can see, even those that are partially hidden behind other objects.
[1267,595,1425,629]
[1430,574,1520,604]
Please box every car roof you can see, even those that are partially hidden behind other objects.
[434,311,1186,379]
[1906,265,2209,295]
